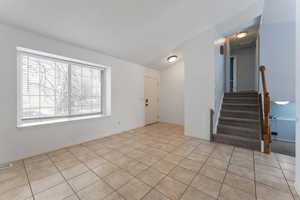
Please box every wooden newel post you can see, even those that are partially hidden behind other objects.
[259,65,271,153]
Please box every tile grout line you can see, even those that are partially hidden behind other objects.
[81,143,158,188]
[138,137,208,199]
[67,140,169,199]
[75,141,156,199]
[46,154,82,200]
[254,153,296,199]
[275,154,296,200]
[101,143,181,199]
[184,147,216,198]
[121,137,196,200]
[122,137,183,200]
[223,148,258,195]
[21,134,198,200]
[99,135,192,199]
[215,146,235,200]
[137,154,180,199]
[27,158,94,197]
[22,160,36,200]
[65,146,118,199]
[173,142,218,200]
[81,131,195,200]
[11,124,295,200]
[9,129,150,199]
[138,166,174,200]
[253,150,258,200]
[139,140,205,200]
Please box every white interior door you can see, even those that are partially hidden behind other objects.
[144,76,159,125]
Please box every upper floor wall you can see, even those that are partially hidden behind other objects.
[260,0,296,101]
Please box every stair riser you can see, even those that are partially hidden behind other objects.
[217,92,261,151]
[215,135,260,150]
[223,99,258,104]
[224,94,258,98]
[222,105,259,112]
[224,95,258,99]
[221,111,259,120]
[217,127,260,139]
[219,120,260,129]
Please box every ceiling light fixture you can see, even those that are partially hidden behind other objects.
[214,37,226,45]
[236,32,247,38]
[167,55,178,63]
[274,101,290,105]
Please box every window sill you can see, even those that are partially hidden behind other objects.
[17,114,111,128]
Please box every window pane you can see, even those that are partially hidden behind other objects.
[23,108,39,118]
[71,65,101,115]
[20,51,102,120]
[21,54,68,119]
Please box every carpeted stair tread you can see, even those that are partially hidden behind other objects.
[215,92,262,150]
[218,124,260,133]
[221,109,259,115]
[221,110,259,120]
[219,117,260,123]
[223,98,258,104]
[219,117,260,130]
[223,103,258,106]
[217,124,260,139]
[215,133,260,150]
[224,92,258,97]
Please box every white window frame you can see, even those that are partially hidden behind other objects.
[17,47,111,127]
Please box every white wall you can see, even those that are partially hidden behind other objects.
[214,42,225,132]
[160,61,184,125]
[232,46,256,91]
[183,29,215,140]
[260,0,296,101]
[0,23,159,164]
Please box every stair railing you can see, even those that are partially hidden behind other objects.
[259,66,271,153]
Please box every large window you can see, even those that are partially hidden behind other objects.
[18,48,106,125]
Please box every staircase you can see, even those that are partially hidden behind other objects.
[214,92,261,150]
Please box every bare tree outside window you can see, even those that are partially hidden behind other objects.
[21,53,102,120]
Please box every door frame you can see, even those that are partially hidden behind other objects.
[230,56,238,92]
[144,76,160,125]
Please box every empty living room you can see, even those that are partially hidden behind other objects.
[0,0,299,200]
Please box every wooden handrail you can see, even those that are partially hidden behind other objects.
[259,66,271,153]
[259,66,267,92]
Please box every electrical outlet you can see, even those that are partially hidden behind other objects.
[271,132,278,136]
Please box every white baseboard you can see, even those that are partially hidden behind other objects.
[261,141,264,152]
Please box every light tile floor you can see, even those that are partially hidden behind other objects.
[0,123,298,200]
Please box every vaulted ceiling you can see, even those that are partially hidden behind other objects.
[0,0,263,69]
